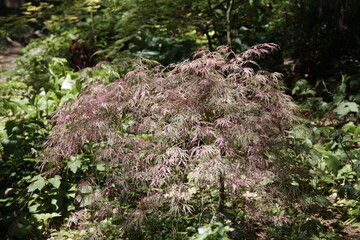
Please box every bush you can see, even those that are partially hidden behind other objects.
[42,44,303,237]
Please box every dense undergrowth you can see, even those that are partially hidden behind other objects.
[1,1,360,239]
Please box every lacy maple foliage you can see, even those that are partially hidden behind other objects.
[43,44,300,217]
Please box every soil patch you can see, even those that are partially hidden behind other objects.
[0,44,22,81]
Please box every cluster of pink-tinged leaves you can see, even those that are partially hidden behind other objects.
[42,44,300,219]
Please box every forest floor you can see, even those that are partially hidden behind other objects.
[0,43,22,81]
[341,225,360,239]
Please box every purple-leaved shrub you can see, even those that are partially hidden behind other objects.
[42,44,300,222]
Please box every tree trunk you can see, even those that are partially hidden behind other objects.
[338,0,346,31]
[3,0,25,8]
[226,0,233,47]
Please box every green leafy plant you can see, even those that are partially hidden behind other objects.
[191,222,233,240]
[0,34,132,237]
[292,75,360,120]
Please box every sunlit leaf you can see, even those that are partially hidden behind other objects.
[334,101,359,116]
[48,175,62,188]
[51,198,59,210]
[96,162,105,171]
[33,213,61,222]
[67,156,82,173]
[28,175,46,192]
[80,193,95,207]
[342,122,357,133]
[61,73,75,90]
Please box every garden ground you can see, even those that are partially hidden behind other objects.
[0,41,22,81]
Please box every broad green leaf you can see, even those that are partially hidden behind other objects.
[334,101,359,116]
[67,204,75,211]
[301,89,316,96]
[28,175,46,192]
[354,126,360,138]
[96,162,105,171]
[291,180,299,186]
[60,93,77,104]
[343,199,357,207]
[313,144,331,156]
[339,81,347,93]
[61,73,75,90]
[80,193,95,207]
[33,213,61,221]
[314,195,332,206]
[67,156,82,173]
[79,229,87,236]
[51,198,59,210]
[15,101,29,113]
[352,222,360,229]
[80,184,92,194]
[342,122,356,132]
[187,172,194,181]
[48,175,62,188]
[320,175,336,184]
[5,101,18,115]
[28,203,40,213]
[337,164,353,177]
[67,184,77,198]
[46,91,59,101]
[309,235,320,240]
[188,187,197,195]
[353,160,360,178]
[36,97,48,111]
[349,207,360,217]
[197,226,212,240]
[49,57,68,76]
[326,156,341,175]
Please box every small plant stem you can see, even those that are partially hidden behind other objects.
[217,170,225,213]
[340,142,352,163]
[198,191,205,225]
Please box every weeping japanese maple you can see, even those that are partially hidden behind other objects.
[42,44,300,218]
